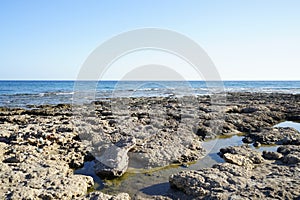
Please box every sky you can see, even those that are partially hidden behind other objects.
[0,0,300,80]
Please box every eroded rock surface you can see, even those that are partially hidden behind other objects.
[244,127,300,145]
[0,92,299,199]
[220,145,264,169]
[73,96,208,170]
[94,138,136,178]
[278,145,300,164]
[0,156,94,199]
[170,145,300,199]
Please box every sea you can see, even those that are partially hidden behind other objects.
[0,80,299,108]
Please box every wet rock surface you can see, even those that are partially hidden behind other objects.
[169,145,300,199]
[0,92,299,199]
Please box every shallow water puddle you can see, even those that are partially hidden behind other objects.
[274,120,300,131]
[75,135,246,197]
[257,120,300,152]
[75,121,300,197]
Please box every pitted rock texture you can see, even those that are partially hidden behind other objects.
[170,145,300,199]
[0,92,299,198]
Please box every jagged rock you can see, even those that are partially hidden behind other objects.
[223,153,254,169]
[94,138,136,178]
[282,154,300,164]
[169,163,251,198]
[220,145,264,164]
[128,128,205,168]
[246,127,300,145]
[169,145,300,199]
[278,145,300,164]
[0,92,300,198]
[0,159,94,199]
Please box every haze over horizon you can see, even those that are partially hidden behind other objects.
[1,0,299,81]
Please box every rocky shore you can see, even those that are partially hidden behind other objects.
[0,92,299,199]
[169,145,300,199]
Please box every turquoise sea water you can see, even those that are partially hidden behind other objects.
[0,81,299,107]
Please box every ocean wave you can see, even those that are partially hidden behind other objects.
[54,92,74,95]
[224,87,300,94]
[1,81,300,108]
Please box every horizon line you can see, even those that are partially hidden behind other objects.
[0,79,299,82]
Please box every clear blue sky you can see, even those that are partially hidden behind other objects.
[1,0,299,80]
